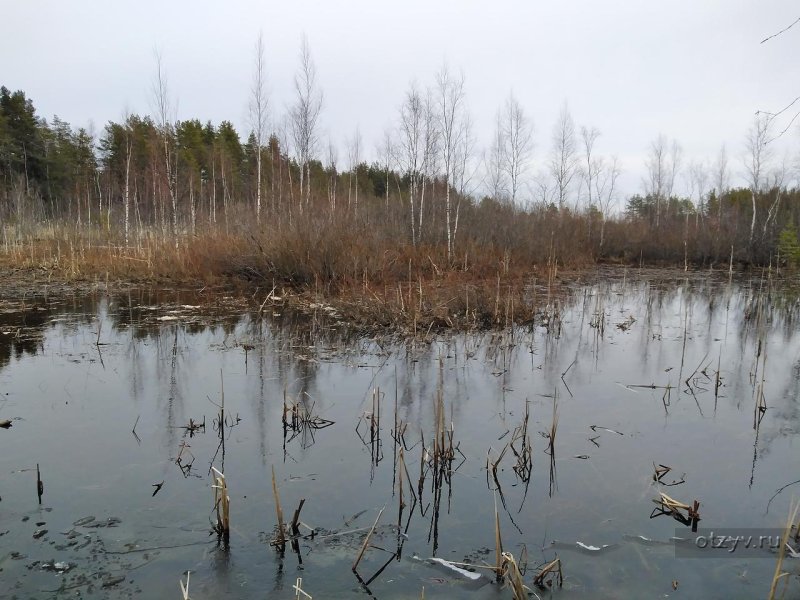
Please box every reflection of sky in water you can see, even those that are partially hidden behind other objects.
[0,273,798,598]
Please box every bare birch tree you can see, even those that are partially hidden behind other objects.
[435,64,466,261]
[501,92,533,205]
[687,160,708,222]
[644,134,667,225]
[712,144,730,222]
[594,155,620,249]
[277,115,293,209]
[762,154,787,241]
[419,91,439,243]
[644,134,681,226]
[378,127,392,212]
[290,35,323,209]
[485,111,506,201]
[326,138,337,211]
[743,114,772,246]
[667,140,682,203]
[452,112,477,249]
[398,82,424,244]
[346,126,361,213]
[249,31,269,223]
[580,125,600,208]
[121,111,133,246]
[151,50,178,241]
[549,103,579,211]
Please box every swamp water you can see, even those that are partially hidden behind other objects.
[0,270,798,599]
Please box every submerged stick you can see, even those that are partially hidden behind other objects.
[352,506,385,572]
[36,463,43,504]
[291,498,306,536]
[293,577,313,599]
[533,557,563,588]
[271,466,286,548]
[494,494,503,582]
[179,571,191,600]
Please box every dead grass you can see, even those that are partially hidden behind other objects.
[0,217,578,333]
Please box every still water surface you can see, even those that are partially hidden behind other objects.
[0,270,798,598]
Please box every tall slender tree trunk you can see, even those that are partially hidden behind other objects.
[190,176,196,235]
[306,162,311,206]
[419,179,426,243]
[298,159,305,213]
[270,143,275,214]
[256,146,262,224]
[211,157,217,226]
[221,159,229,234]
[445,178,452,260]
[409,178,416,246]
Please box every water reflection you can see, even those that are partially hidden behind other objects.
[0,270,798,599]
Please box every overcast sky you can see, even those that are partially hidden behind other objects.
[2,0,798,201]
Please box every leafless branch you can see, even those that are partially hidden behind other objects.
[760,16,800,44]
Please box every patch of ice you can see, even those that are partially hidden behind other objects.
[576,541,610,551]
[428,557,482,580]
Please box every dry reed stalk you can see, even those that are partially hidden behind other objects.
[652,491,700,528]
[768,499,799,600]
[271,465,286,548]
[352,506,384,572]
[654,491,690,511]
[397,447,408,527]
[211,467,230,541]
[653,463,671,483]
[500,552,528,600]
[487,445,508,490]
[494,494,503,582]
[547,393,559,496]
[533,557,563,588]
[372,387,381,438]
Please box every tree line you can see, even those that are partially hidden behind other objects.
[1,37,799,270]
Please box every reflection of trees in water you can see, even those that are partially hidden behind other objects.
[0,293,98,370]
[755,357,800,458]
[0,306,49,369]
[2,277,798,448]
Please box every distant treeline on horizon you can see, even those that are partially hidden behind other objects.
[1,83,798,268]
